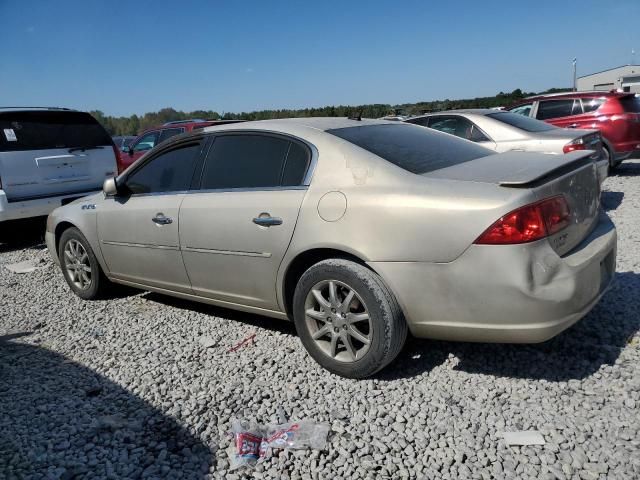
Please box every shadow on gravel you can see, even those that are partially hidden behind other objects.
[612,160,640,177]
[143,292,297,336]
[601,191,624,211]
[0,217,47,253]
[380,271,640,382]
[0,332,213,478]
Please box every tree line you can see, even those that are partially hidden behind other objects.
[91,88,567,136]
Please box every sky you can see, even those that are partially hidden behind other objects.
[1,0,639,117]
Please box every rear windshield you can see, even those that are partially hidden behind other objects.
[326,123,493,174]
[619,95,640,113]
[488,112,555,132]
[0,110,112,152]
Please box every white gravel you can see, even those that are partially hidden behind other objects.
[1,160,639,479]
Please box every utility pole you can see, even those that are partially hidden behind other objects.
[572,58,577,92]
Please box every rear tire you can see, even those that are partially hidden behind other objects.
[604,145,615,173]
[293,259,407,378]
[58,227,110,300]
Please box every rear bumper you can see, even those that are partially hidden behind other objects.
[370,211,617,343]
[0,190,97,222]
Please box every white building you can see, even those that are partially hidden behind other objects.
[577,65,640,93]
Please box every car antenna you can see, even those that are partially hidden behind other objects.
[348,111,362,121]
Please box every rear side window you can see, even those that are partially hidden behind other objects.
[581,98,605,113]
[0,111,112,152]
[158,127,184,144]
[536,100,579,120]
[326,124,493,175]
[132,131,159,152]
[427,115,489,142]
[200,134,310,189]
[619,95,640,113]
[509,103,533,117]
[487,112,555,132]
[125,142,201,194]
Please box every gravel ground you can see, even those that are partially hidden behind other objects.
[1,161,639,480]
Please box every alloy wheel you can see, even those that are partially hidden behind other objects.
[63,239,92,290]
[304,279,372,363]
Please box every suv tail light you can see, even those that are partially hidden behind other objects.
[474,196,570,245]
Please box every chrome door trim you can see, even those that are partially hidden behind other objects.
[181,246,272,258]
[102,240,179,250]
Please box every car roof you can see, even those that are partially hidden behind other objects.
[523,91,629,101]
[408,109,497,119]
[200,117,395,133]
[0,106,78,112]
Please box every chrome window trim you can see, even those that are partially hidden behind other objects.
[181,246,272,258]
[123,185,309,199]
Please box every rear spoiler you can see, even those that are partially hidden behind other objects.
[499,153,594,188]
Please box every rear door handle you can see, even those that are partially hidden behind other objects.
[253,215,283,227]
[152,213,173,225]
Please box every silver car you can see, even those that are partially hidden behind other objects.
[405,109,609,182]
[46,118,617,378]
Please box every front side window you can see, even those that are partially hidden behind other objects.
[536,100,576,120]
[125,142,201,194]
[200,134,310,189]
[404,117,429,127]
[426,116,489,143]
[132,131,159,152]
[509,103,533,117]
[158,127,185,144]
[327,123,493,175]
[619,95,640,113]
[0,111,112,152]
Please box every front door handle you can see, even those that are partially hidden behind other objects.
[152,213,173,225]
[253,215,283,227]
[567,123,579,128]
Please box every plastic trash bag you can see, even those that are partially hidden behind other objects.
[228,418,264,470]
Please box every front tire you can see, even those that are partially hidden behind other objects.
[58,227,110,300]
[293,259,407,378]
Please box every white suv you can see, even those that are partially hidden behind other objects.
[0,108,118,223]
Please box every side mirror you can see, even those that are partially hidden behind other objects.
[103,177,118,196]
[121,145,130,154]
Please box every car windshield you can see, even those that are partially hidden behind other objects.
[488,111,556,132]
[326,123,493,174]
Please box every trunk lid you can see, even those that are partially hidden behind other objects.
[0,110,117,201]
[423,150,600,255]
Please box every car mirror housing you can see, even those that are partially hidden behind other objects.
[121,145,130,153]
[103,177,118,196]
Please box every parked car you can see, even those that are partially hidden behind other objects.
[0,107,118,225]
[112,135,136,151]
[507,91,640,169]
[118,119,245,172]
[46,118,616,378]
[404,109,609,183]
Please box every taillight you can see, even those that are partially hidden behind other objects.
[563,137,587,153]
[474,196,570,245]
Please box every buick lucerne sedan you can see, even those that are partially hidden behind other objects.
[46,118,617,378]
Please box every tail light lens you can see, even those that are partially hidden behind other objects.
[563,137,587,153]
[475,196,570,245]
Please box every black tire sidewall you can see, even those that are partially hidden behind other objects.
[293,260,402,378]
[58,227,103,300]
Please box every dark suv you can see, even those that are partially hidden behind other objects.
[507,91,640,169]
[118,119,244,172]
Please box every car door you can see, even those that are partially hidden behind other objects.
[121,130,160,170]
[97,137,204,292]
[179,132,312,311]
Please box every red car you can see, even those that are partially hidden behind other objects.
[507,91,640,169]
[117,119,244,172]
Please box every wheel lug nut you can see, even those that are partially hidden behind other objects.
[331,308,336,313]
[343,325,348,330]
[334,327,339,333]
[326,317,332,322]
